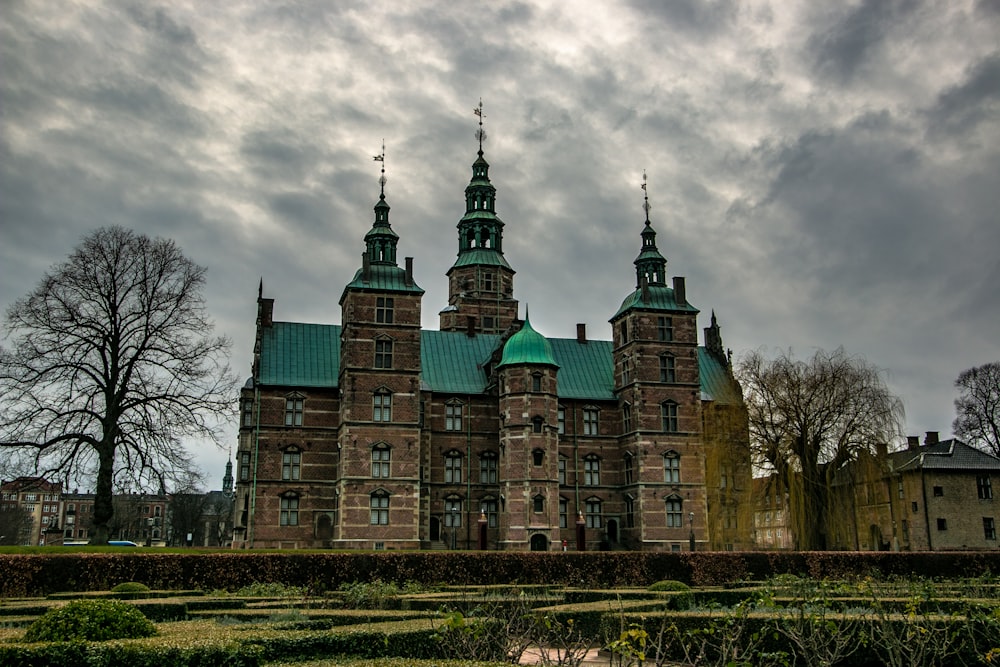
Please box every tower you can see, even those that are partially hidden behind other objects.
[440,102,519,335]
[609,173,707,550]
[336,147,425,549]
[496,313,562,550]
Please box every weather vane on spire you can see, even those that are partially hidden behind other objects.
[373,140,386,196]
[474,98,487,154]
[641,170,651,223]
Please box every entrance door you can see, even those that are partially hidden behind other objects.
[430,517,440,542]
[529,533,548,551]
[607,519,619,543]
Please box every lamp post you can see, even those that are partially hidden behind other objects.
[145,518,153,547]
[688,511,695,552]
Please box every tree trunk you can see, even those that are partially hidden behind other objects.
[90,441,116,545]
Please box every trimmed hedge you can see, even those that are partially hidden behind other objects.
[2,550,998,597]
[0,642,262,667]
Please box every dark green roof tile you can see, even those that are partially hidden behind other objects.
[612,285,699,320]
[343,264,425,293]
[449,248,513,270]
[259,322,341,387]
[498,319,558,368]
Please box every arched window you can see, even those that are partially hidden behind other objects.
[280,492,299,526]
[660,354,675,383]
[445,450,462,484]
[584,455,601,486]
[664,451,680,483]
[282,447,301,481]
[666,495,683,528]
[284,393,304,427]
[371,444,391,478]
[661,401,679,433]
[373,389,392,422]
[480,451,498,484]
[370,490,389,525]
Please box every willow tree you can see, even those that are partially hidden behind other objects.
[738,348,904,550]
[0,227,236,544]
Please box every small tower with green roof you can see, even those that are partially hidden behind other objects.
[609,173,707,551]
[440,101,519,335]
[336,146,425,549]
[495,312,562,550]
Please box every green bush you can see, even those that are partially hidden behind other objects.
[23,599,157,642]
[648,580,691,592]
[112,581,151,593]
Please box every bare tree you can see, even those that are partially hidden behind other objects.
[0,227,237,544]
[954,362,1000,458]
[738,348,904,550]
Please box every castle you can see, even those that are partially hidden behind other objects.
[232,132,752,552]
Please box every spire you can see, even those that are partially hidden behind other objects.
[634,170,668,287]
[223,458,234,498]
[365,141,399,266]
[455,100,505,256]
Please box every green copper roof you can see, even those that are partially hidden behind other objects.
[498,318,558,369]
[698,349,741,404]
[257,323,727,404]
[259,322,341,388]
[612,285,699,320]
[343,264,425,294]
[448,248,513,271]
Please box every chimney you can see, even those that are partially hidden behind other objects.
[875,442,888,459]
[466,315,476,337]
[361,252,370,283]
[673,276,686,307]
[404,257,413,286]
[640,275,650,303]
[907,436,920,450]
[925,431,939,445]
[576,323,587,344]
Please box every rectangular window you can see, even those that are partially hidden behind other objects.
[933,486,944,497]
[668,498,683,528]
[978,475,993,500]
[280,497,299,526]
[372,447,391,478]
[482,272,494,292]
[898,478,904,499]
[620,320,629,344]
[622,404,632,432]
[239,452,251,481]
[373,392,392,422]
[445,499,462,527]
[985,517,996,540]
[664,455,680,483]
[445,403,463,431]
[585,499,602,528]
[445,454,462,484]
[532,374,542,392]
[483,499,498,528]
[660,355,675,383]
[559,498,568,528]
[625,496,636,528]
[584,458,600,486]
[282,451,301,481]
[583,409,599,436]
[533,496,544,513]
[657,316,673,342]
[557,408,565,435]
[480,454,498,484]
[558,458,566,485]
[370,495,389,525]
[284,397,303,427]
[937,518,947,531]
[242,399,254,427]
[901,519,909,541]
[624,455,634,485]
[375,297,394,324]
[483,316,495,332]
[374,339,393,369]
[661,402,679,432]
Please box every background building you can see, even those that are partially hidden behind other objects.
[0,477,62,546]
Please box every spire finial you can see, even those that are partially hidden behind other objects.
[474,98,486,155]
[641,170,651,224]
[373,140,386,197]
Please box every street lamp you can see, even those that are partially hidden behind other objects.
[688,511,695,552]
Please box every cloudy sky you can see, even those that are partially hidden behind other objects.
[3,0,998,490]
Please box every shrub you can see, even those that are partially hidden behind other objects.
[648,580,691,592]
[112,581,151,593]
[23,599,157,642]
